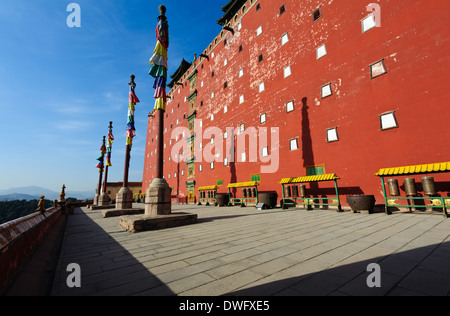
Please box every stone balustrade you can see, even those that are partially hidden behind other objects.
[0,205,63,293]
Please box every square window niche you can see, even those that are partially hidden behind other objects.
[362,13,377,33]
[284,65,292,78]
[321,83,333,98]
[316,44,327,59]
[281,33,289,46]
[259,82,265,93]
[260,113,267,124]
[286,100,294,112]
[256,26,262,36]
[326,127,339,142]
[262,146,269,157]
[380,111,399,130]
[312,7,322,23]
[369,59,387,79]
[289,138,298,151]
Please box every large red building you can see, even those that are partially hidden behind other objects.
[143,0,450,209]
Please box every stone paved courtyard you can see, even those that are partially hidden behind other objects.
[51,204,450,296]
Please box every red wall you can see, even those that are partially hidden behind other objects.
[143,0,450,206]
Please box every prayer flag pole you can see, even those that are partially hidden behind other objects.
[99,122,114,206]
[116,76,140,210]
[145,5,172,216]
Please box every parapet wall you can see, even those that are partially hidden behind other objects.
[0,207,63,293]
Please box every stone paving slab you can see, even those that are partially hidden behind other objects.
[51,205,450,296]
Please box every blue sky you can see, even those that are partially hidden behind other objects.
[0,0,228,194]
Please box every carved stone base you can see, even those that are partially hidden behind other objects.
[119,213,197,233]
[116,187,133,210]
[98,192,110,207]
[93,194,100,206]
[145,178,172,216]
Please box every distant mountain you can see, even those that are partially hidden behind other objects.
[0,193,40,201]
[0,186,95,201]
[66,190,95,200]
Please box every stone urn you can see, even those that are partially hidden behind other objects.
[346,195,376,214]
[258,192,278,209]
[216,193,229,207]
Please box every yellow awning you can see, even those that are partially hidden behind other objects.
[279,174,340,184]
[376,162,450,177]
[227,181,260,189]
[198,185,219,191]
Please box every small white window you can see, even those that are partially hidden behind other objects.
[281,33,289,46]
[210,162,214,169]
[181,170,184,176]
[211,137,214,145]
[168,173,171,179]
[199,142,203,149]
[370,59,387,79]
[327,128,339,142]
[239,68,244,78]
[237,23,242,31]
[362,14,377,33]
[262,147,269,157]
[199,164,203,172]
[321,83,332,98]
[241,152,246,162]
[224,157,228,166]
[286,100,294,112]
[259,82,265,93]
[211,114,214,121]
[239,95,244,104]
[201,81,204,87]
[224,105,228,113]
[284,65,292,78]
[256,26,262,36]
[174,172,177,178]
[380,112,399,130]
[224,58,228,67]
[316,44,327,59]
[211,52,215,59]
[260,113,267,124]
[224,131,228,139]
[290,139,298,151]
[211,92,215,99]
[240,123,245,133]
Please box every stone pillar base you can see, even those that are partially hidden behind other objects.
[98,192,110,207]
[145,178,172,216]
[93,194,100,206]
[116,187,133,210]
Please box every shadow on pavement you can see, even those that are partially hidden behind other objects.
[230,241,450,296]
[52,207,175,296]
